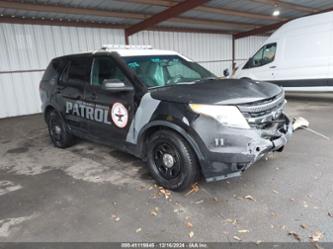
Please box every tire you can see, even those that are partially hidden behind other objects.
[147,129,199,191]
[47,110,74,148]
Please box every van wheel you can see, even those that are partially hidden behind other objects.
[147,130,199,191]
[47,110,74,148]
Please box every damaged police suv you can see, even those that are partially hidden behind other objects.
[40,45,292,191]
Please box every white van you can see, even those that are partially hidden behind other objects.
[234,12,333,92]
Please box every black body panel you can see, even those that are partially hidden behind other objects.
[142,101,292,181]
[150,78,282,105]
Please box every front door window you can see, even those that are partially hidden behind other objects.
[91,57,127,86]
[243,43,277,69]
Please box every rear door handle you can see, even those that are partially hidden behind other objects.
[56,87,63,94]
[270,65,277,69]
[61,94,81,100]
[90,93,97,100]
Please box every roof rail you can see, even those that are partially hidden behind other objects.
[101,44,152,50]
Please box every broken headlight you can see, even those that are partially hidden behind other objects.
[189,104,250,129]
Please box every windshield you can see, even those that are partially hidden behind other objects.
[124,55,216,88]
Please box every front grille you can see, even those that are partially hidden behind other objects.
[238,92,286,128]
[238,92,285,114]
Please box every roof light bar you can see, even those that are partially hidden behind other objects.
[101,44,152,50]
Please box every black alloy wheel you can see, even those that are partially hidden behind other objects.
[47,110,74,148]
[153,141,181,180]
[147,129,199,191]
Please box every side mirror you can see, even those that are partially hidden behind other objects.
[102,79,134,92]
[223,68,230,77]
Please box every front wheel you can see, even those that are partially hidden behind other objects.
[147,130,199,191]
[47,110,74,148]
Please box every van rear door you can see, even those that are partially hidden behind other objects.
[328,16,333,89]
[274,22,330,89]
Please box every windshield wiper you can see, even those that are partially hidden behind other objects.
[202,76,217,80]
[193,77,216,83]
[148,77,217,89]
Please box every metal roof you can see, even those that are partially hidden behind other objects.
[0,0,332,38]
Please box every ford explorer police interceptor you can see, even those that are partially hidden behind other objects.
[39,45,292,191]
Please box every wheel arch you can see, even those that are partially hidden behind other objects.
[137,121,205,163]
[44,105,56,121]
[43,105,67,128]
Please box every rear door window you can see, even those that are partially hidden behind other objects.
[63,56,92,85]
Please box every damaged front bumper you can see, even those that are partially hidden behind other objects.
[193,113,293,182]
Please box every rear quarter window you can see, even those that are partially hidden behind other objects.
[42,58,67,81]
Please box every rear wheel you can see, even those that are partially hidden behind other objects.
[147,130,199,191]
[47,110,74,148]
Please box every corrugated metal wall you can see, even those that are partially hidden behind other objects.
[234,35,268,68]
[0,24,124,118]
[129,31,233,76]
[0,23,265,119]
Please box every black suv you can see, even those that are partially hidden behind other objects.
[40,46,292,190]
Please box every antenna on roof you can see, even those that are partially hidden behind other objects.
[101,44,153,50]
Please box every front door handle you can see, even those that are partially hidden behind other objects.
[270,65,277,69]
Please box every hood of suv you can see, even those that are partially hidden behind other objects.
[150,78,282,105]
